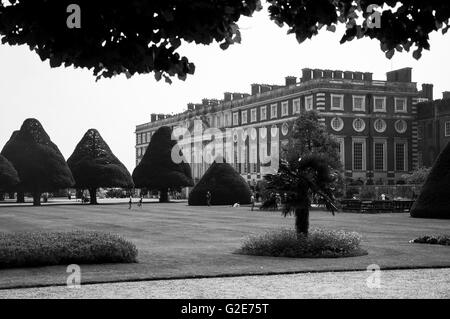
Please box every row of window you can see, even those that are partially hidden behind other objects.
[232,98,310,126]
[336,138,408,172]
[136,131,152,145]
[330,95,407,113]
[330,117,408,134]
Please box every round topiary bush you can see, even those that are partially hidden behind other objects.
[188,159,251,206]
[237,228,368,258]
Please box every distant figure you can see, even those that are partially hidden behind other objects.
[128,195,132,210]
[68,193,72,200]
[251,194,255,211]
[206,191,211,206]
[380,194,386,201]
[138,195,143,208]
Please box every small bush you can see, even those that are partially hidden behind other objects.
[0,231,138,269]
[411,235,450,246]
[238,228,367,258]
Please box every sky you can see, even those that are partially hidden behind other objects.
[0,7,449,172]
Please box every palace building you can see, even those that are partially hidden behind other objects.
[135,67,435,187]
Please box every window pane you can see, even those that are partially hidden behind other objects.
[353,143,363,170]
[374,143,384,170]
[395,144,405,171]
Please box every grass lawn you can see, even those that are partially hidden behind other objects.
[0,202,449,289]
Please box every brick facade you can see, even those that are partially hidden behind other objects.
[135,67,434,186]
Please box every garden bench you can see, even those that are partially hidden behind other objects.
[393,200,415,212]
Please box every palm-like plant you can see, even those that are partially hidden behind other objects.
[264,154,338,237]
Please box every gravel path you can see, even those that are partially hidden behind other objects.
[1,268,449,299]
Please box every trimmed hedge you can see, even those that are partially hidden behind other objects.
[410,142,450,219]
[238,228,367,258]
[0,231,138,269]
[411,235,450,246]
[189,160,251,206]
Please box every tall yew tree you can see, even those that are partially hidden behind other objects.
[0,154,20,194]
[1,119,74,206]
[133,126,193,202]
[67,129,134,205]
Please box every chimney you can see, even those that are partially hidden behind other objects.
[323,70,333,78]
[285,76,297,86]
[187,103,194,111]
[421,84,434,101]
[333,70,343,79]
[150,113,157,122]
[232,93,242,101]
[344,71,353,80]
[302,68,312,82]
[260,85,271,93]
[313,69,323,79]
[224,92,232,102]
[251,84,261,95]
[386,67,412,82]
[443,92,450,100]
[353,72,363,81]
[364,72,373,81]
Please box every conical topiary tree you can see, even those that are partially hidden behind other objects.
[132,126,193,202]
[188,157,252,206]
[67,129,134,205]
[1,119,75,206]
[410,142,450,219]
[0,155,20,197]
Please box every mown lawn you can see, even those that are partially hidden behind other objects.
[0,202,449,289]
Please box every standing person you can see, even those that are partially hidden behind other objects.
[128,195,132,210]
[206,191,211,206]
[138,195,143,208]
[251,194,256,211]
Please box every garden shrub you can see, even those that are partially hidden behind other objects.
[411,235,450,246]
[0,231,138,269]
[238,228,367,258]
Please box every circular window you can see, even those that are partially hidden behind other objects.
[395,120,407,133]
[281,123,289,136]
[331,117,344,132]
[353,118,366,132]
[374,119,387,133]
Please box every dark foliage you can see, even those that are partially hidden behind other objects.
[410,142,450,219]
[0,231,138,269]
[133,126,193,202]
[267,0,450,60]
[0,154,19,191]
[68,129,134,204]
[189,158,252,206]
[238,228,367,258]
[1,1,447,81]
[0,0,261,81]
[0,119,74,205]
[411,235,450,246]
[265,155,338,236]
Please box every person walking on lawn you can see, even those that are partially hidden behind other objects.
[128,195,132,210]
[251,194,256,211]
[206,191,212,206]
[138,195,143,208]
